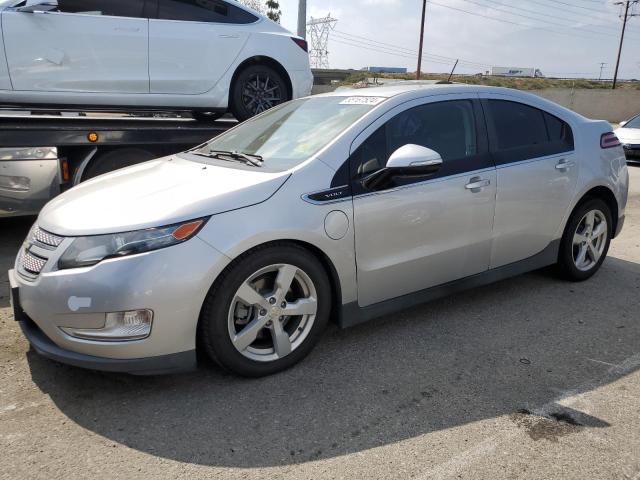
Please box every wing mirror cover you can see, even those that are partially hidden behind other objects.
[362,144,443,191]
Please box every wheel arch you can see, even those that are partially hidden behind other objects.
[197,239,344,335]
[572,185,620,237]
[228,56,294,105]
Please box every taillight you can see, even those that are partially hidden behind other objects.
[601,132,621,149]
[291,37,308,52]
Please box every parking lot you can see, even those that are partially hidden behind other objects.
[0,166,638,479]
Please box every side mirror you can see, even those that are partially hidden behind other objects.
[17,0,58,13]
[362,144,443,191]
[619,121,628,128]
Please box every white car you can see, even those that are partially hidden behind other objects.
[0,0,313,120]
[615,113,640,162]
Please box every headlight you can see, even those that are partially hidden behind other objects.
[0,147,57,160]
[58,218,207,270]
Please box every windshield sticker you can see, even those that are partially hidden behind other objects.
[339,96,386,106]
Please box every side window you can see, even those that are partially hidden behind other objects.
[58,0,146,17]
[351,100,485,190]
[157,0,258,23]
[486,100,574,164]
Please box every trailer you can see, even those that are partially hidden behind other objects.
[0,113,236,218]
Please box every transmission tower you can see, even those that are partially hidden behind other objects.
[307,15,338,69]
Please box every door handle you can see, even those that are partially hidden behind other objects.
[219,34,240,38]
[465,177,490,192]
[115,27,140,32]
[555,159,576,171]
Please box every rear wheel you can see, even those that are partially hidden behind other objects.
[199,244,330,377]
[557,198,612,281]
[230,64,289,121]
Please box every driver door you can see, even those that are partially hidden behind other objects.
[351,96,497,307]
[2,0,150,93]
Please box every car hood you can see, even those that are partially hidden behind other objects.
[615,127,640,145]
[38,155,290,236]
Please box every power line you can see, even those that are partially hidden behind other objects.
[467,0,639,38]
[457,0,630,38]
[427,0,615,39]
[333,30,492,68]
[307,15,338,69]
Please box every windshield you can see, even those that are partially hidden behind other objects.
[191,96,384,171]
[624,115,640,129]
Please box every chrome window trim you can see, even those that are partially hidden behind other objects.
[353,166,496,200]
[495,151,575,170]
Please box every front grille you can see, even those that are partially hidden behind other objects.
[31,225,63,248]
[20,249,47,274]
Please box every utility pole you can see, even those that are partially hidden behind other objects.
[417,0,427,80]
[297,0,307,39]
[307,15,338,69]
[599,62,606,80]
[612,0,639,89]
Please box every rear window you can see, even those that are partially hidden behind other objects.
[486,100,574,164]
[156,0,258,23]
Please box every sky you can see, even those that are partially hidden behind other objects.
[272,0,640,79]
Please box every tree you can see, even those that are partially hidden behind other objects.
[265,0,281,23]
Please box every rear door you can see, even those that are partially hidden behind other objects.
[482,96,578,268]
[148,0,255,95]
[2,0,150,94]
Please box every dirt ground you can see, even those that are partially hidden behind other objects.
[1,167,639,480]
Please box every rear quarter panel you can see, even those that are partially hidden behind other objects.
[0,10,13,90]
[556,120,628,238]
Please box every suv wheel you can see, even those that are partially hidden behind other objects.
[557,198,612,281]
[199,244,331,377]
[230,64,289,121]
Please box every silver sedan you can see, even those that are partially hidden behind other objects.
[9,84,629,377]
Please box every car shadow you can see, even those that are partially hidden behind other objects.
[21,254,640,468]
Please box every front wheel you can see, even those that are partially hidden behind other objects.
[199,244,331,377]
[557,198,612,281]
[230,64,289,121]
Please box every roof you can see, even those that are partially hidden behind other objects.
[319,82,505,99]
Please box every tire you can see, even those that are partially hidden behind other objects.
[557,198,613,281]
[199,243,331,377]
[82,148,156,181]
[192,112,223,123]
[230,64,289,122]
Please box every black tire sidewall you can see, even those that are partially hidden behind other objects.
[559,198,613,281]
[200,245,331,377]
[230,65,288,122]
[82,148,156,181]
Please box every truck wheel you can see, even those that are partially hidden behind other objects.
[82,148,156,181]
[230,64,289,121]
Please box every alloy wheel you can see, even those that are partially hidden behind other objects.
[241,74,283,116]
[227,264,318,362]
[572,209,608,272]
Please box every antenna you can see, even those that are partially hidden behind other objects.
[307,15,338,69]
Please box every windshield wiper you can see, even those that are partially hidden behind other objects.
[192,149,263,167]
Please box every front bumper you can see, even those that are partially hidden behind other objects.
[9,233,230,374]
[19,317,196,375]
[0,157,61,218]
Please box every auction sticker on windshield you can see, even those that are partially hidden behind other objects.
[339,97,386,105]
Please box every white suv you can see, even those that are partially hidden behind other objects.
[0,0,313,120]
